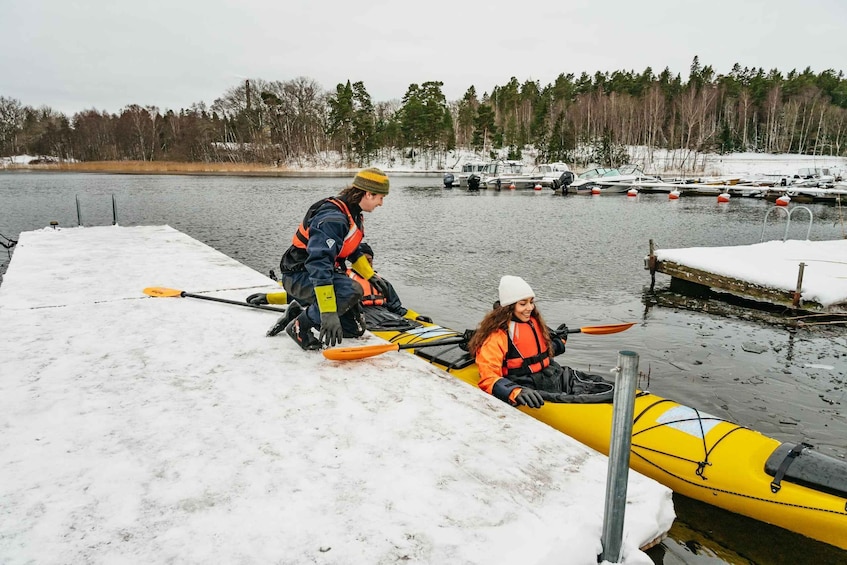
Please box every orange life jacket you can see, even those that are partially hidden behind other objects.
[349,271,386,306]
[502,317,551,377]
[291,197,363,263]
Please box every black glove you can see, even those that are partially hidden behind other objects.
[553,323,569,340]
[369,274,390,297]
[458,329,475,351]
[319,311,343,347]
[246,293,269,306]
[515,388,544,409]
[416,315,433,323]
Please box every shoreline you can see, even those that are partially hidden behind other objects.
[3,153,846,179]
[0,161,443,177]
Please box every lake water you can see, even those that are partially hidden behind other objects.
[2,171,846,564]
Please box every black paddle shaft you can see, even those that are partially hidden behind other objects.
[396,337,468,350]
[397,327,578,353]
[181,292,288,313]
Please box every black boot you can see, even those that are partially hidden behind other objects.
[285,310,321,351]
[266,300,303,337]
[340,305,366,338]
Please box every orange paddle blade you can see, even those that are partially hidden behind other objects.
[577,322,635,335]
[322,342,401,361]
[143,287,183,297]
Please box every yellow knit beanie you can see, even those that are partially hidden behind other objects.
[352,168,390,195]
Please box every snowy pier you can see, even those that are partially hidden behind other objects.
[0,225,673,564]
[646,239,847,313]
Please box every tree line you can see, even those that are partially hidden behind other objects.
[2,57,847,169]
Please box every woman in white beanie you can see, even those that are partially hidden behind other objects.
[466,275,568,409]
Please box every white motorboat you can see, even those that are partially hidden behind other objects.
[782,167,840,188]
[452,160,526,189]
[566,165,662,194]
[444,161,489,188]
[482,161,575,190]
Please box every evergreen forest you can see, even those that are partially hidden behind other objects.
[2,57,847,168]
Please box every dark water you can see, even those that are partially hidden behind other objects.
[2,171,846,564]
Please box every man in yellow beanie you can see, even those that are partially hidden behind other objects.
[261,167,391,350]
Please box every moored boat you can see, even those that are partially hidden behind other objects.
[441,161,489,188]
[762,186,847,204]
[330,308,847,551]
[566,165,662,194]
[484,161,574,190]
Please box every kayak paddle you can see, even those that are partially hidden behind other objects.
[322,322,636,361]
[567,322,636,335]
[143,286,288,313]
[322,336,469,361]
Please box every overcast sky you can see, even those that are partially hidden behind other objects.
[3,0,846,116]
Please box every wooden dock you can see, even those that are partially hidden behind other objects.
[645,239,847,314]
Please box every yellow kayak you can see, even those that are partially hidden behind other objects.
[330,318,847,550]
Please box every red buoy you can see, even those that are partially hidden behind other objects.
[717,193,731,203]
[669,190,680,200]
[591,186,601,195]
[534,183,542,191]
[776,195,790,207]
[627,188,638,197]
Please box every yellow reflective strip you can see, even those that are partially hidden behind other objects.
[315,285,337,313]
[350,255,375,280]
[267,292,288,305]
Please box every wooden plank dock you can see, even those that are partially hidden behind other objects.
[645,239,847,314]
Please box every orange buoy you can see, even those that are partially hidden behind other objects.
[591,186,601,195]
[717,193,731,203]
[509,183,516,190]
[669,190,680,200]
[534,183,542,191]
[627,188,638,197]
[776,195,790,206]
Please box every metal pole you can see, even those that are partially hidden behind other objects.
[793,262,805,308]
[76,195,82,226]
[111,194,118,226]
[648,239,656,289]
[599,350,639,564]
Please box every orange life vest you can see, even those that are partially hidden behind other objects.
[291,197,363,263]
[502,317,551,377]
[349,271,386,306]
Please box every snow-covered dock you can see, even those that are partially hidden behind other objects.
[0,225,673,565]
[647,239,847,313]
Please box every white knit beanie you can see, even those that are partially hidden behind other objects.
[498,275,535,307]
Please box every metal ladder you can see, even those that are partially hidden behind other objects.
[761,205,813,242]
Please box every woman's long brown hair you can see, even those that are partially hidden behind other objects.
[467,302,553,356]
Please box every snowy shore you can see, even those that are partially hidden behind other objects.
[3,149,846,179]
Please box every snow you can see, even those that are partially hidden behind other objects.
[0,225,674,565]
[4,148,847,180]
[654,239,847,309]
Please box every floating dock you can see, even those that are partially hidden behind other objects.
[0,225,673,564]
[646,238,847,313]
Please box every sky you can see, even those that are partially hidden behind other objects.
[2,0,847,116]
[0,225,674,564]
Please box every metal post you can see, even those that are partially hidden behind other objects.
[599,350,639,564]
[111,194,118,225]
[793,262,805,308]
[75,195,82,226]
[647,240,656,289]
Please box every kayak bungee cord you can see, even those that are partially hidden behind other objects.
[1,232,17,258]
[625,400,847,513]
[631,397,749,480]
